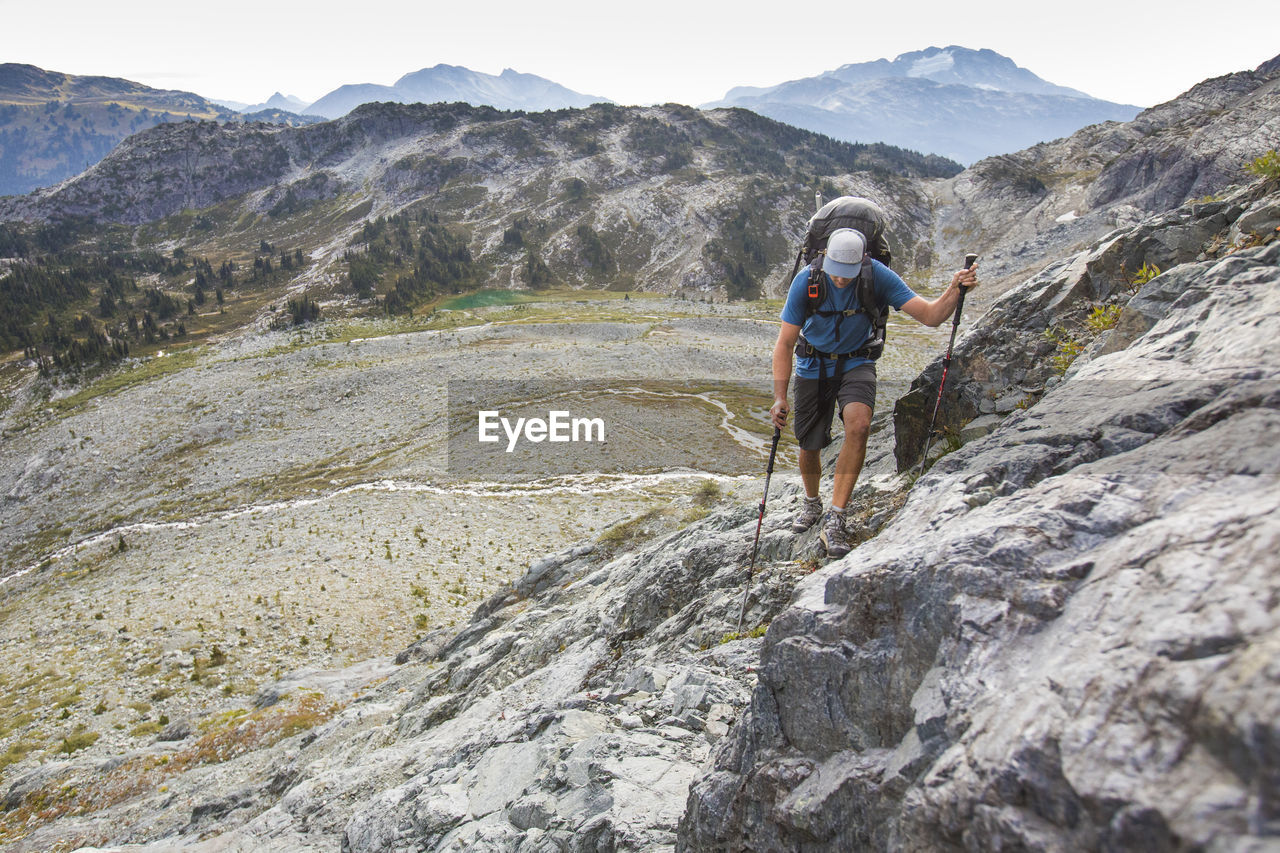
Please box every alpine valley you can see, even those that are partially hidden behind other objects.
[0,49,1277,852]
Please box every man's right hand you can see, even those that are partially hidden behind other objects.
[770,398,789,430]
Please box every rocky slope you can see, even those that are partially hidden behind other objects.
[6,183,1274,853]
[0,296,792,852]
[0,59,1277,851]
[897,178,1280,469]
[0,101,957,301]
[706,47,1141,165]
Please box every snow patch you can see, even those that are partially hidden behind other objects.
[1056,210,1079,223]
[908,51,956,78]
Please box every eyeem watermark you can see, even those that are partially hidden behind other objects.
[478,410,606,452]
[447,379,773,482]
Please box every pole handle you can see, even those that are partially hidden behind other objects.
[953,253,977,326]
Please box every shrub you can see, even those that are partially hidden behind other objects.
[718,624,769,644]
[55,729,100,754]
[1131,261,1162,287]
[1085,304,1122,333]
[694,480,722,507]
[1044,326,1086,375]
[598,508,665,552]
[1245,149,1280,181]
[0,740,35,772]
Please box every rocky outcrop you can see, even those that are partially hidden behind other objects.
[680,202,1280,849]
[3,491,829,852]
[895,178,1280,470]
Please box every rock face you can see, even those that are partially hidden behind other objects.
[680,212,1280,848]
[896,178,1280,470]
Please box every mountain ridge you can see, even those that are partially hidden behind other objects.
[214,92,312,114]
[0,63,319,196]
[1,50,1276,378]
[0,100,959,328]
[0,48,1145,202]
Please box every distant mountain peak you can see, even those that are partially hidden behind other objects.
[306,64,609,119]
[707,46,1140,164]
[821,45,1092,100]
[259,92,307,112]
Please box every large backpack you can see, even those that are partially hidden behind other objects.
[789,196,893,361]
[802,196,892,268]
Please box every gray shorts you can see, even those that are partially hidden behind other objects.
[793,363,876,451]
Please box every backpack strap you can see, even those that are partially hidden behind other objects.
[855,261,888,360]
[798,258,887,371]
[804,255,875,320]
[793,339,881,360]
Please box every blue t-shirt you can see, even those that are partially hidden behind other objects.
[781,260,917,378]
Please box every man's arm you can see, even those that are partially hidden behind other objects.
[770,321,802,429]
[899,264,979,327]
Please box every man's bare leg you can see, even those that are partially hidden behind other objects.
[831,402,872,510]
[798,448,822,499]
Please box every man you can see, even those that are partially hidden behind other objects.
[770,228,978,558]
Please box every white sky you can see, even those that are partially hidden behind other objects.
[4,0,1277,109]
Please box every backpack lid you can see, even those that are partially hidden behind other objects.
[804,196,891,266]
[807,197,886,242]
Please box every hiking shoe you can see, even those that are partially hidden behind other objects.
[820,509,853,559]
[791,496,823,533]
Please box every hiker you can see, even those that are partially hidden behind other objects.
[769,227,978,558]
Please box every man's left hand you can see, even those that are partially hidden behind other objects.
[953,263,979,292]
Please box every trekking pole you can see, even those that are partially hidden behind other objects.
[737,427,781,635]
[918,253,979,478]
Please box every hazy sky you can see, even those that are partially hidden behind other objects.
[5,0,1277,109]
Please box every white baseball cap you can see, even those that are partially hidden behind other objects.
[824,228,866,278]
